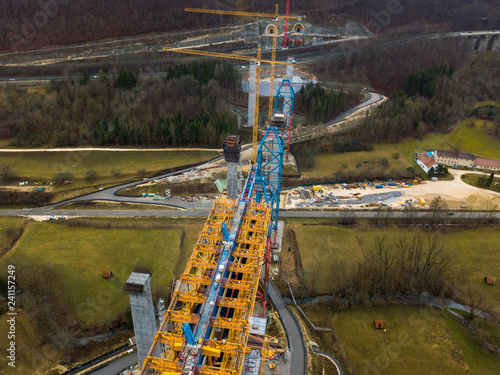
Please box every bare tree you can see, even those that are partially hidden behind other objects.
[0,165,16,182]
[462,285,489,320]
[429,195,448,226]
[85,169,97,181]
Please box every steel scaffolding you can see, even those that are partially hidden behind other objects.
[141,198,271,375]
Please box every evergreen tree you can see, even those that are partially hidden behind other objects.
[486,173,494,187]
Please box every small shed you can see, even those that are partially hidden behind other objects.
[102,270,113,279]
[373,320,386,329]
[484,276,496,286]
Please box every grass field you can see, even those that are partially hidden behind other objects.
[330,305,500,375]
[0,216,206,373]
[0,150,219,181]
[397,118,500,161]
[0,217,25,250]
[302,118,500,178]
[0,310,59,374]
[301,146,411,178]
[461,173,500,194]
[0,220,182,324]
[285,224,500,313]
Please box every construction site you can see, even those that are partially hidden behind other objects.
[124,4,309,375]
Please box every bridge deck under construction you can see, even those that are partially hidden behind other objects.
[142,197,271,374]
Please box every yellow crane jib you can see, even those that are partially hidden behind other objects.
[160,47,292,66]
[184,7,305,20]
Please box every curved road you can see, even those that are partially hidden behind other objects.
[268,281,307,375]
[312,349,344,375]
[290,91,383,143]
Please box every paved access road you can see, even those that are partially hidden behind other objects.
[268,281,306,375]
[89,352,137,375]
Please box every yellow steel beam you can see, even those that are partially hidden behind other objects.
[166,311,200,324]
[218,296,252,309]
[155,332,184,345]
[180,274,212,285]
[223,279,254,291]
[212,317,249,331]
[174,291,206,305]
[161,47,292,66]
[196,366,239,375]
[205,340,245,355]
[188,258,217,269]
[185,7,303,19]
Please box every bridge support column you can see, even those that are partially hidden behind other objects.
[491,36,500,51]
[125,272,158,368]
[477,36,488,52]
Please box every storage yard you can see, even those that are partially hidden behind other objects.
[283,170,500,210]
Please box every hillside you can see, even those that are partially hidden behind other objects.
[1,0,499,53]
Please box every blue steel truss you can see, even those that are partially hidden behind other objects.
[255,127,284,236]
[274,78,295,115]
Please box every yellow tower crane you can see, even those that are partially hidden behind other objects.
[164,5,303,164]
[161,46,291,164]
[185,6,304,125]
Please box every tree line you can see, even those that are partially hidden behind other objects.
[1,61,241,148]
[1,0,498,53]
[297,83,346,123]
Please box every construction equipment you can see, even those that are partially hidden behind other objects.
[181,5,303,163]
[161,45,292,164]
[140,5,300,375]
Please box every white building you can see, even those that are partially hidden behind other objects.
[415,153,438,174]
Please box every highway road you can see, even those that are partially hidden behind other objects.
[1,208,499,219]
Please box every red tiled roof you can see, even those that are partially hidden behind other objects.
[485,276,496,285]
[102,270,112,278]
[417,153,437,168]
[475,158,500,168]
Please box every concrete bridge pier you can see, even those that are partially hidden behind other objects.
[474,35,489,52]
[490,35,500,51]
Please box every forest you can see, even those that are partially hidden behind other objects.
[354,55,500,143]
[297,83,346,123]
[1,0,499,53]
[0,61,241,148]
